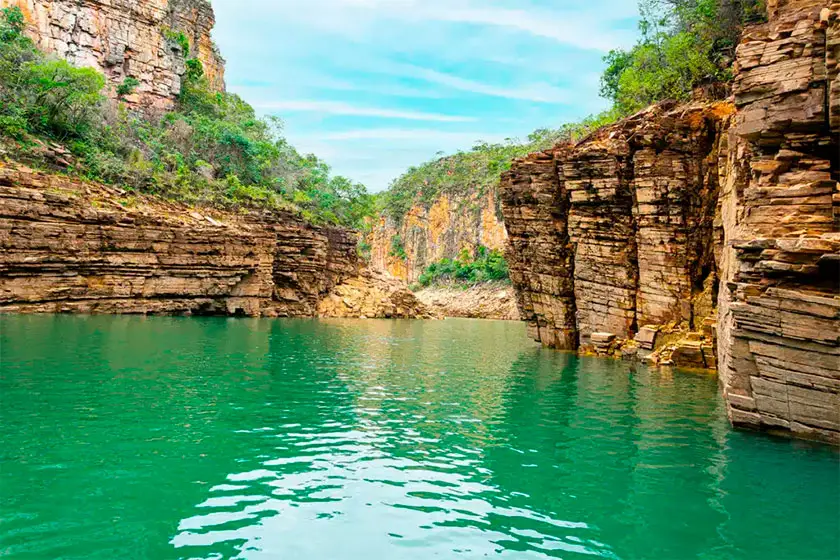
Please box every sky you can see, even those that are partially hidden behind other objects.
[211,0,641,192]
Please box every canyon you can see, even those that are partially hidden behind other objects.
[0,0,837,446]
[501,0,839,444]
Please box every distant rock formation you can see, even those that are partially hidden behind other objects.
[317,271,435,319]
[369,189,507,283]
[500,1,839,444]
[413,283,520,321]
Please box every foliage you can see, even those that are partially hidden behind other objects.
[0,8,374,229]
[116,76,139,97]
[389,234,407,261]
[163,28,190,56]
[600,0,765,114]
[0,9,105,141]
[417,246,509,287]
[357,239,372,261]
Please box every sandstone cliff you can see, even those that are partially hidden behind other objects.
[370,188,507,283]
[0,166,429,319]
[1,0,226,112]
[500,1,839,444]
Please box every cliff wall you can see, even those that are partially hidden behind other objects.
[716,1,840,444]
[370,188,507,282]
[502,102,729,350]
[0,0,226,111]
[0,167,429,318]
[501,1,839,443]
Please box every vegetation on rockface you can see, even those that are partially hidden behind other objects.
[380,0,764,227]
[0,7,374,228]
[389,234,408,261]
[416,246,509,289]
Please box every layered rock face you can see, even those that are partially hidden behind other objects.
[0,167,392,318]
[1,0,225,111]
[370,189,507,282]
[716,1,840,444]
[501,1,840,443]
[502,102,729,351]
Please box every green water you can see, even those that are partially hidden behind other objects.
[1,316,838,559]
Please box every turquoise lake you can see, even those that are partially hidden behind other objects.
[1,315,838,559]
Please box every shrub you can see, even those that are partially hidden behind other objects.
[20,59,106,140]
[163,28,190,56]
[417,246,509,287]
[600,0,766,114]
[116,76,139,97]
[389,234,407,260]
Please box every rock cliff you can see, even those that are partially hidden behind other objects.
[716,1,840,444]
[501,1,839,444]
[1,0,226,112]
[370,188,507,283]
[0,166,429,319]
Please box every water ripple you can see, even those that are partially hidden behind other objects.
[1,316,838,559]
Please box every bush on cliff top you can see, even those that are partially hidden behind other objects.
[0,7,374,229]
[601,0,766,113]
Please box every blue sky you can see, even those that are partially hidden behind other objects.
[211,0,640,192]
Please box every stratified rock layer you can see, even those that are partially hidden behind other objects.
[1,0,226,111]
[716,1,840,444]
[0,167,425,319]
[502,102,728,351]
[501,2,839,443]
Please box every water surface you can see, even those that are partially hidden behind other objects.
[1,316,838,559]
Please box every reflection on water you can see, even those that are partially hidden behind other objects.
[1,316,838,559]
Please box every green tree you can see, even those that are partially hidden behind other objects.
[599,0,765,114]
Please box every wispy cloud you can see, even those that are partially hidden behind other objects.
[212,0,640,190]
[253,100,475,122]
[278,0,636,52]
[321,128,512,144]
[422,7,632,52]
[397,65,570,103]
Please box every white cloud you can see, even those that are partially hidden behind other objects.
[293,0,634,51]
[321,128,511,144]
[253,100,475,122]
[398,66,569,103]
